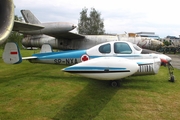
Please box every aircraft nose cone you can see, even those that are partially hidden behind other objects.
[161,42,164,46]
[162,54,172,62]
[159,54,172,65]
[166,56,172,62]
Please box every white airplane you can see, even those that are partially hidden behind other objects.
[2,41,174,87]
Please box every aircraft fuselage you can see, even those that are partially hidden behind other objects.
[26,41,162,76]
[22,34,163,50]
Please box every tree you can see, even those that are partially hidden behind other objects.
[14,15,23,21]
[163,40,171,46]
[77,7,105,35]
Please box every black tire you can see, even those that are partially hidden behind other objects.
[111,81,119,87]
[169,75,175,82]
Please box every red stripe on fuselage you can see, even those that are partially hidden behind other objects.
[10,51,18,55]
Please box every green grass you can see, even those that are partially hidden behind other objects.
[0,49,180,120]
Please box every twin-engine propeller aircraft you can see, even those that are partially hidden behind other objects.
[3,41,174,87]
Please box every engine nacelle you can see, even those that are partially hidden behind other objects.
[0,0,14,45]
[22,35,57,48]
[63,57,139,80]
[22,35,83,50]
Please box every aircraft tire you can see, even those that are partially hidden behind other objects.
[169,75,175,82]
[111,81,119,87]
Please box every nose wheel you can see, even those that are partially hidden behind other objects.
[169,75,175,82]
[167,62,175,82]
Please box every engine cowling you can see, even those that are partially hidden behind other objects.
[63,57,139,80]
[0,0,14,45]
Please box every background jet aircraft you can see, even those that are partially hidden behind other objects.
[19,10,163,50]
[0,1,163,50]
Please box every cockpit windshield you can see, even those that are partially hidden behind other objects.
[114,42,132,54]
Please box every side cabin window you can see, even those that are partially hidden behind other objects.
[114,42,132,54]
[99,43,111,53]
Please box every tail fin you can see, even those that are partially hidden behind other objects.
[40,44,53,53]
[21,10,41,24]
[2,42,22,64]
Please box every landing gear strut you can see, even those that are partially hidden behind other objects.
[110,80,120,87]
[167,62,175,82]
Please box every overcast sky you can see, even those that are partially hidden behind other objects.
[14,0,180,38]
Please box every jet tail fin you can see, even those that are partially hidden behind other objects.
[2,42,22,64]
[21,10,41,24]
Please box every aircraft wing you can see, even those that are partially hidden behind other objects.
[13,20,44,31]
[46,32,85,40]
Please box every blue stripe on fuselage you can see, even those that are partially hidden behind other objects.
[32,50,87,59]
[63,66,129,73]
[33,52,142,59]
[32,51,153,65]
[89,55,141,59]
[64,66,127,71]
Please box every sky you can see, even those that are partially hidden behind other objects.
[14,0,180,38]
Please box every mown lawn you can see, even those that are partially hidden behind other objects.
[0,49,180,120]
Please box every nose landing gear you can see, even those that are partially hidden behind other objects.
[167,62,175,82]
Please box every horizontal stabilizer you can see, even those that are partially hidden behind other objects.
[22,56,37,60]
[3,42,22,64]
[13,20,44,31]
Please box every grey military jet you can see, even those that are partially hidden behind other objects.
[0,0,163,51]
[19,10,163,50]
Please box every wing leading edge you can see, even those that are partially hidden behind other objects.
[50,32,85,40]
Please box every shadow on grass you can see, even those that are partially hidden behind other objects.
[0,70,40,84]
[52,80,118,120]
[112,77,156,90]
[118,75,172,91]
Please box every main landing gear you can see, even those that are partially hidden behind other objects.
[167,62,175,82]
[110,80,120,87]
